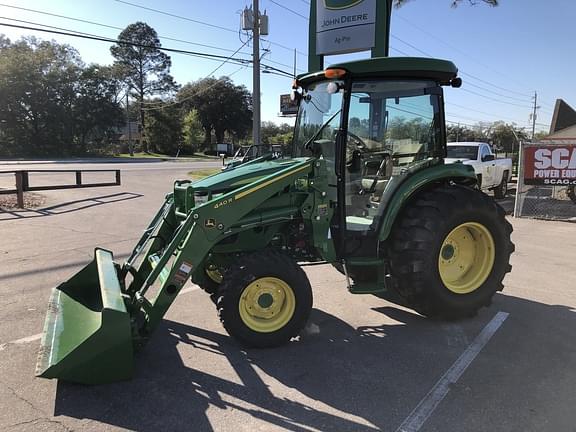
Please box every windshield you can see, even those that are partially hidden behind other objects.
[447,145,479,160]
[292,80,344,158]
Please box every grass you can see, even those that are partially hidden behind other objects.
[188,168,221,180]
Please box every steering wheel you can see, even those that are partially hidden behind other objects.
[345,131,368,171]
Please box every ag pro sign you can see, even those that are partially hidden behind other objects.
[316,0,377,55]
[524,145,576,185]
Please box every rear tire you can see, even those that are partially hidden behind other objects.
[493,171,509,199]
[389,184,514,319]
[217,251,312,348]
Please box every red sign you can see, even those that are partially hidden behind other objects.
[524,144,576,185]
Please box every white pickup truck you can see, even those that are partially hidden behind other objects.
[446,142,512,198]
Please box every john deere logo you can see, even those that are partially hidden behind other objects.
[323,0,364,10]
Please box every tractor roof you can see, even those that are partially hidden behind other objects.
[297,57,458,85]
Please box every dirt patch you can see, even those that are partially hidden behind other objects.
[0,192,46,209]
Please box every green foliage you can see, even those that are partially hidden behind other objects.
[0,37,123,156]
[182,109,204,153]
[110,22,178,152]
[144,101,183,155]
[178,77,252,148]
[446,121,528,152]
[261,121,293,145]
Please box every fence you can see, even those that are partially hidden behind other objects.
[0,169,121,208]
[514,143,576,222]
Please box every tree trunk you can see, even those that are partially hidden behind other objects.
[203,128,211,150]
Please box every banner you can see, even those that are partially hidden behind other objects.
[280,94,298,116]
[524,144,576,185]
[316,0,376,55]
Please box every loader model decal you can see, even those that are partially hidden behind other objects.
[214,198,234,209]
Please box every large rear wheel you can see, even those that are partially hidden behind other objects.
[389,185,514,319]
[217,251,312,347]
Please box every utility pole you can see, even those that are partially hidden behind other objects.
[252,0,261,147]
[531,91,539,141]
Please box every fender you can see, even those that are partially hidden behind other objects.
[378,162,477,241]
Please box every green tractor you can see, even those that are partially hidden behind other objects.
[36,57,513,384]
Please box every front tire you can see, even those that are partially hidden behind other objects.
[389,185,514,319]
[217,251,312,347]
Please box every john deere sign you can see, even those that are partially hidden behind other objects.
[316,0,376,55]
[308,0,391,71]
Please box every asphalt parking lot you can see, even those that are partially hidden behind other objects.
[1,160,575,432]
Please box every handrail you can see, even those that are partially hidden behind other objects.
[0,169,121,208]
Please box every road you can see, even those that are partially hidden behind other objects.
[0,160,575,432]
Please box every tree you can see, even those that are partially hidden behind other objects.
[0,37,124,157]
[144,101,182,155]
[110,22,178,152]
[182,109,204,153]
[178,77,252,148]
[74,65,125,154]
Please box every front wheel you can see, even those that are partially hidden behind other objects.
[389,185,514,319]
[217,251,312,347]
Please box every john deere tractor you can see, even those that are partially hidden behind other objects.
[36,57,513,384]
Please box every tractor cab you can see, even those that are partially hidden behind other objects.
[292,57,461,258]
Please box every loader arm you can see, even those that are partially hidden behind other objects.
[35,158,325,384]
[134,159,315,335]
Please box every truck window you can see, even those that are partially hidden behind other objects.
[446,145,478,160]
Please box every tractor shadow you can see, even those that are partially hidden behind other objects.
[53,294,576,432]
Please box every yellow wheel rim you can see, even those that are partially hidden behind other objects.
[438,222,495,294]
[238,277,296,333]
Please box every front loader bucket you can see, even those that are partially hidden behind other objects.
[35,248,133,385]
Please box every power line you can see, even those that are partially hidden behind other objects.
[267,0,307,20]
[460,88,532,109]
[394,14,533,97]
[0,21,254,65]
[0,3,254,56]
[0,18,295,80]
[115,0,307,58]
[446,101,526,124]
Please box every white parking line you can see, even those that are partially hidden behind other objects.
[0,285,201,348]
[396,311,509,432]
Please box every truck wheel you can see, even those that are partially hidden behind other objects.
[568,186,576,204]
[389,185,514,319]
[217,251,312,347]
[493,171,509,199]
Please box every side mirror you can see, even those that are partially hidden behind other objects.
[482,154,495,162]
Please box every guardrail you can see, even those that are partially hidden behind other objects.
[0,170,121,208]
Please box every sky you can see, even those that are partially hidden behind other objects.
[0,0,571,134]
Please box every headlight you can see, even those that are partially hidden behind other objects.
[194,192,210,207]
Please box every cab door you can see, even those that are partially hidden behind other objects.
[337,79,443,258]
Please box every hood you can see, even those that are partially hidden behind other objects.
[191,157,310,194]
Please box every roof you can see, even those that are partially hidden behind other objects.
[542,124,576,141]
[297,57,458,84]
[549,99,576,134]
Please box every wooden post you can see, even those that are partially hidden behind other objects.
[15,171,24,208]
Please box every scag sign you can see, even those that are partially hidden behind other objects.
[524,145,576,185]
